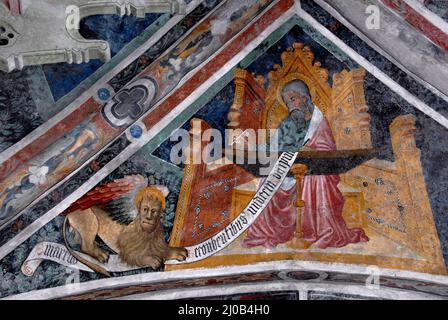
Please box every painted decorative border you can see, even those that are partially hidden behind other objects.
[4,260,448,300]
[382,0,448,50]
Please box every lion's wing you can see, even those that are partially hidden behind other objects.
[63,175,148,225]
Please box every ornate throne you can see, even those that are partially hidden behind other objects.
[168,43,445,274]
[228,43,372,235]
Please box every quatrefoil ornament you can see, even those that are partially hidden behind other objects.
[102,77,157,127]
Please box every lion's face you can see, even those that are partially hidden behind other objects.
[137,197,163,233]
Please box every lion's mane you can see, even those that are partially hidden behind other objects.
[117,220,168,267]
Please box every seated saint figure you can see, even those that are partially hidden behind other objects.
[243,80,369,249]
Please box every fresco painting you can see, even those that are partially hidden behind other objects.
[0,0,448,300]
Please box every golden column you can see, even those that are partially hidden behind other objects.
[288,163,311,249]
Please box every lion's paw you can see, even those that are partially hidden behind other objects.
[98,251,109,264]
[167,247,188,261]
[87,247,109,264]
[142,255,163,269]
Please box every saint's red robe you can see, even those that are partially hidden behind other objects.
[243,116,369,249]
[3,0,22,15]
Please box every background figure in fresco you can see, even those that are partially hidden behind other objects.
[0,117,99,222]
[244,80,369,249]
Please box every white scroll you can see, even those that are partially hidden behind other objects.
[22,152,298,274]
